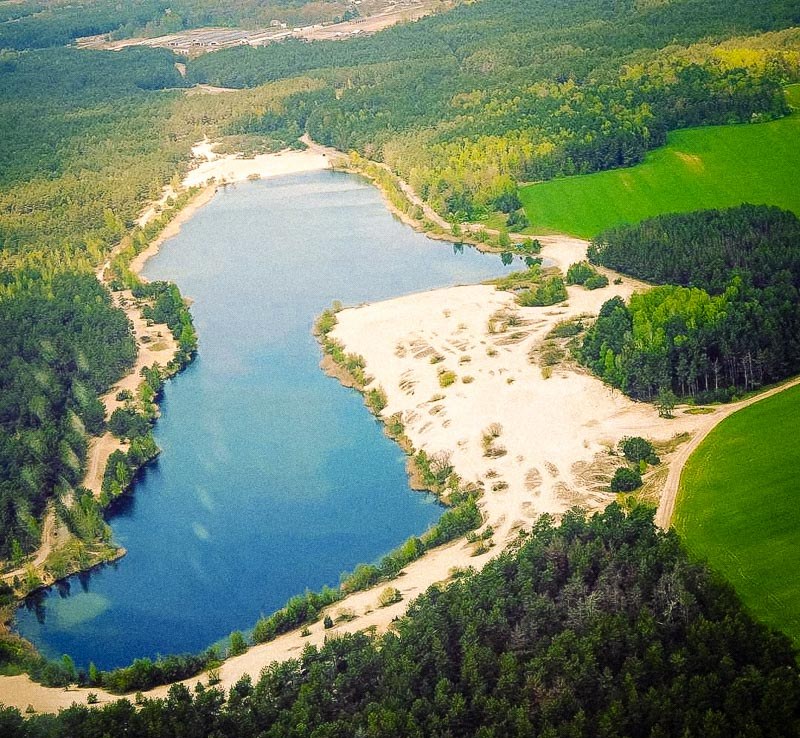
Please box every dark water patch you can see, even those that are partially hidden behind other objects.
[15,171,520,669]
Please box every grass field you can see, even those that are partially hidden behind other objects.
[674,382,800,647]
[518,85,800,238]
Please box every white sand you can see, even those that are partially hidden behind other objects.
[329,239,713,550]
[182,142,330,189]
[3,182,791,714]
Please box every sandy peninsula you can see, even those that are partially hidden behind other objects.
[0,234,717,712]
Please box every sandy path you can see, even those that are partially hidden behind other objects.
[1,507,67,584]
[655,374,800,528]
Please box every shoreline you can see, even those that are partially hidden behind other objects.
[0,235,729,712]
[0,146,334,704]
[3,140,797,713]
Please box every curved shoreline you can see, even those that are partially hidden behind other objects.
[2,142,798,714]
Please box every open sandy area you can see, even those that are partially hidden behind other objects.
[0,234,721,712]
[182,141,331,189]
[329,239,715,548]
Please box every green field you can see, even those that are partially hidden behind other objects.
[674,382,800,647]
[519,85,800,238]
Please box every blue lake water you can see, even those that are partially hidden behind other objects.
[15,171,520,669]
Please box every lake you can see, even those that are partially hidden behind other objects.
[15,171,520,669]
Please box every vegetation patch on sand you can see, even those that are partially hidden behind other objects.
[674,382,800,646]
[520,89,800,238]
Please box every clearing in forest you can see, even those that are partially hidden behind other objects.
[519,85,800,238]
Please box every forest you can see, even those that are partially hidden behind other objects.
[2,506,799,736]
[0,45,199,561]
[186,0,800,217]
[0,274,135,560]
[0,0,799,712]
[581,205,800,400]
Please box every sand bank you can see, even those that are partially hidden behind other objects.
[328,260,714,551]
[182,142,331,189]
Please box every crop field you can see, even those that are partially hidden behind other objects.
[519,85,800,238]
[674,382,800,647]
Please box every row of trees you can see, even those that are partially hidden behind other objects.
[582,205,800,400]
[3,506,799,736]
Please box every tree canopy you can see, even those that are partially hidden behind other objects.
[582,205,800,400]
[3,506,799,736]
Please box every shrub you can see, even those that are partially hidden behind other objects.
[378,587,402,607]
[620,436,660,465]
[507,208,529,229]
[584,273,609,289]
[567,261,609,289]
[323,615,334,629]
[548,319,584,338]
[108,407,151,439]
[518,276,568,307]
[228,631,248,657]
[610,467,643,492]
[438,370,457,387]
[366,386,387,414]
[566,261,596,285]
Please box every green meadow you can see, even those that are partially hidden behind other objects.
[674,383,800,647]
[519,85,800,238]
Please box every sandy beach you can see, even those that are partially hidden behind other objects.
[0,234,722,712]
[182,141,332,189]
[3,150,795,714]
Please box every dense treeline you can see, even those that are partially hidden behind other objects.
[0,47,189,262]
[582,205,800,399]
[0,45,197,560]
[588,204,800,291]
[3,506,799,736]
[187,0,800,217]
[0,1,167,50]
[0,274,135,559]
